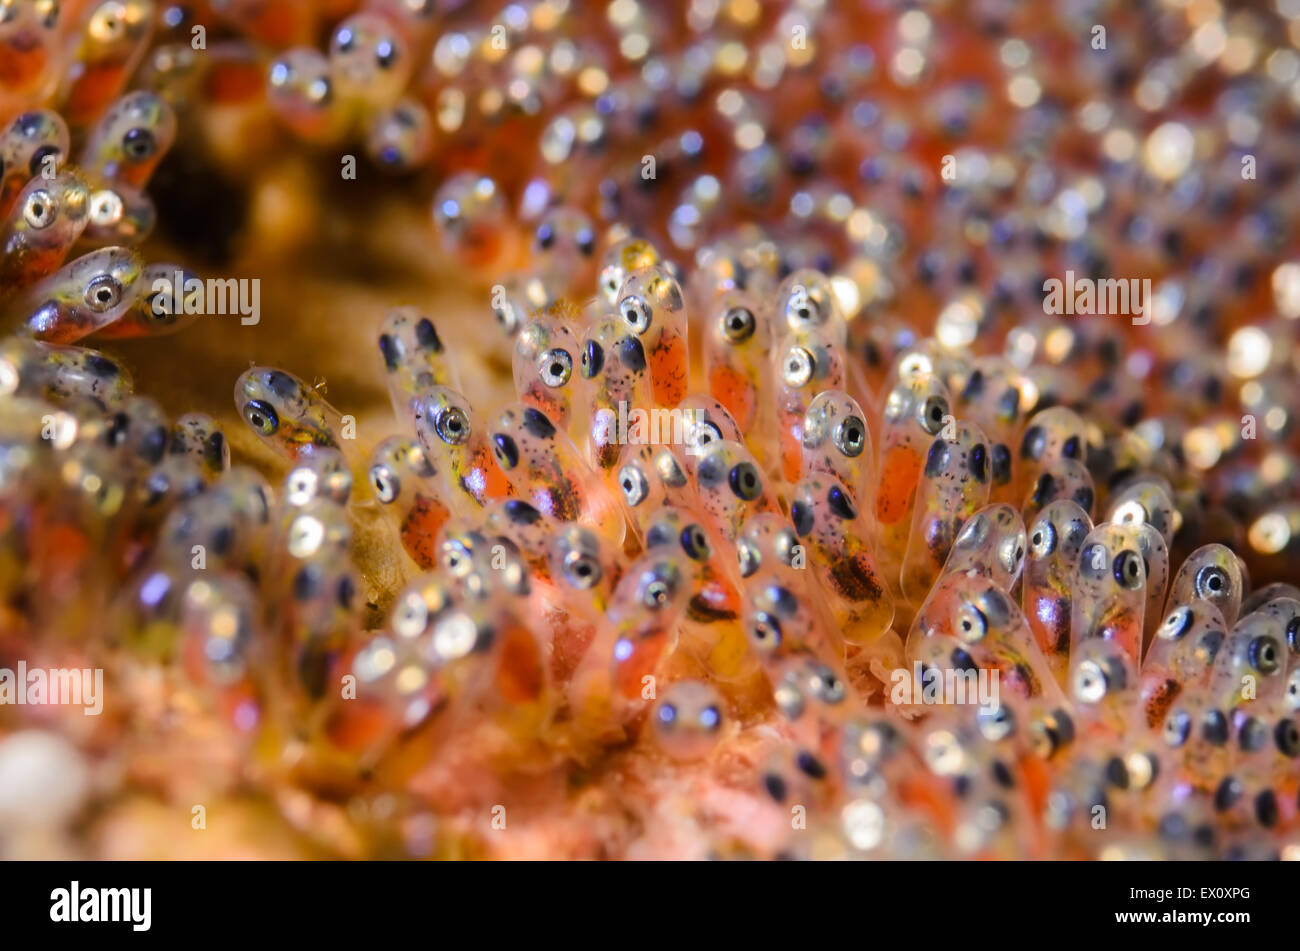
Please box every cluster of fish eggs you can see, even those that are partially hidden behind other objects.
[1,0,1300,858]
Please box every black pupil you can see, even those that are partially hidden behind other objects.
[550,363,562,376]
[124,128,153,157]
